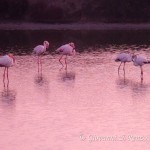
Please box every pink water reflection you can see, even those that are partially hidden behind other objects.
[0,51,150,150]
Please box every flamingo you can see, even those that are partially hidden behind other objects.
[56,42,76,70]
[33,41,49,72]
[132,54,150,80]
[115,52,132,74]
[0,53,15,83]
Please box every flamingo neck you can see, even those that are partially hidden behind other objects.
[8,54,15,64]
[44,41,49,49]
[43,44,46,48]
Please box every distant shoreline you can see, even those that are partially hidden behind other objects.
[0,22,150,30]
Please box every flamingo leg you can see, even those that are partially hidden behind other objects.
[140,66,143,80]
[40,56,42,74]
[38,64,39,73]
[123,62,126,71]
[37,55,42,73]
[38,56,40,64]
[65,55,67,70]
[123,62,126,77]
[38,56,40,73]
[118,62,122,75]
[3,67,6,86]
[3,67,6,81]
[59,55,64,68]
[7,67,9,84]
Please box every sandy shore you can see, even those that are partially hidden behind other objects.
[0,22,150,30]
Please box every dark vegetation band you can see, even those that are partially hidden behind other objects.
[0,0,150,23]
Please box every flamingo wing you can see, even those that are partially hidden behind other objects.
[136,55,147,66]
[33,45,45,55]
[116,53,131,62]
[0,55,13,67]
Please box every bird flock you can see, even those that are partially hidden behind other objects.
[0,41,76,84]
[0,41,149,85]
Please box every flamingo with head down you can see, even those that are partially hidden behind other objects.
[115,52,132,74]
[56,42,76,70]
[132,54,150,80]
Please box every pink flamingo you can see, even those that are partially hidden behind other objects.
[115,52,132,74]
[33,41,49,72]
[0,53,15,83]
[56,42,76,69]
[132,54,150,80]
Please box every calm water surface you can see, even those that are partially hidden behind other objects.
[0,30,150,150]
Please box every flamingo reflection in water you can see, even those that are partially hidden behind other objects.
[0,54,15,85]
[1,89,16,102]
[34,74,45,85]
[60,69,76,82]
[34,72,49,88]
[1,81,16,103]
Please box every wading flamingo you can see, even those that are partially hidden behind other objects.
[115,52,132,74]
[132,54,150,80]
[56,42,76,70]
[33,41,49,72]
[0,54,15,83]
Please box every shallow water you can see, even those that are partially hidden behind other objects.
[0,30,150,150]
